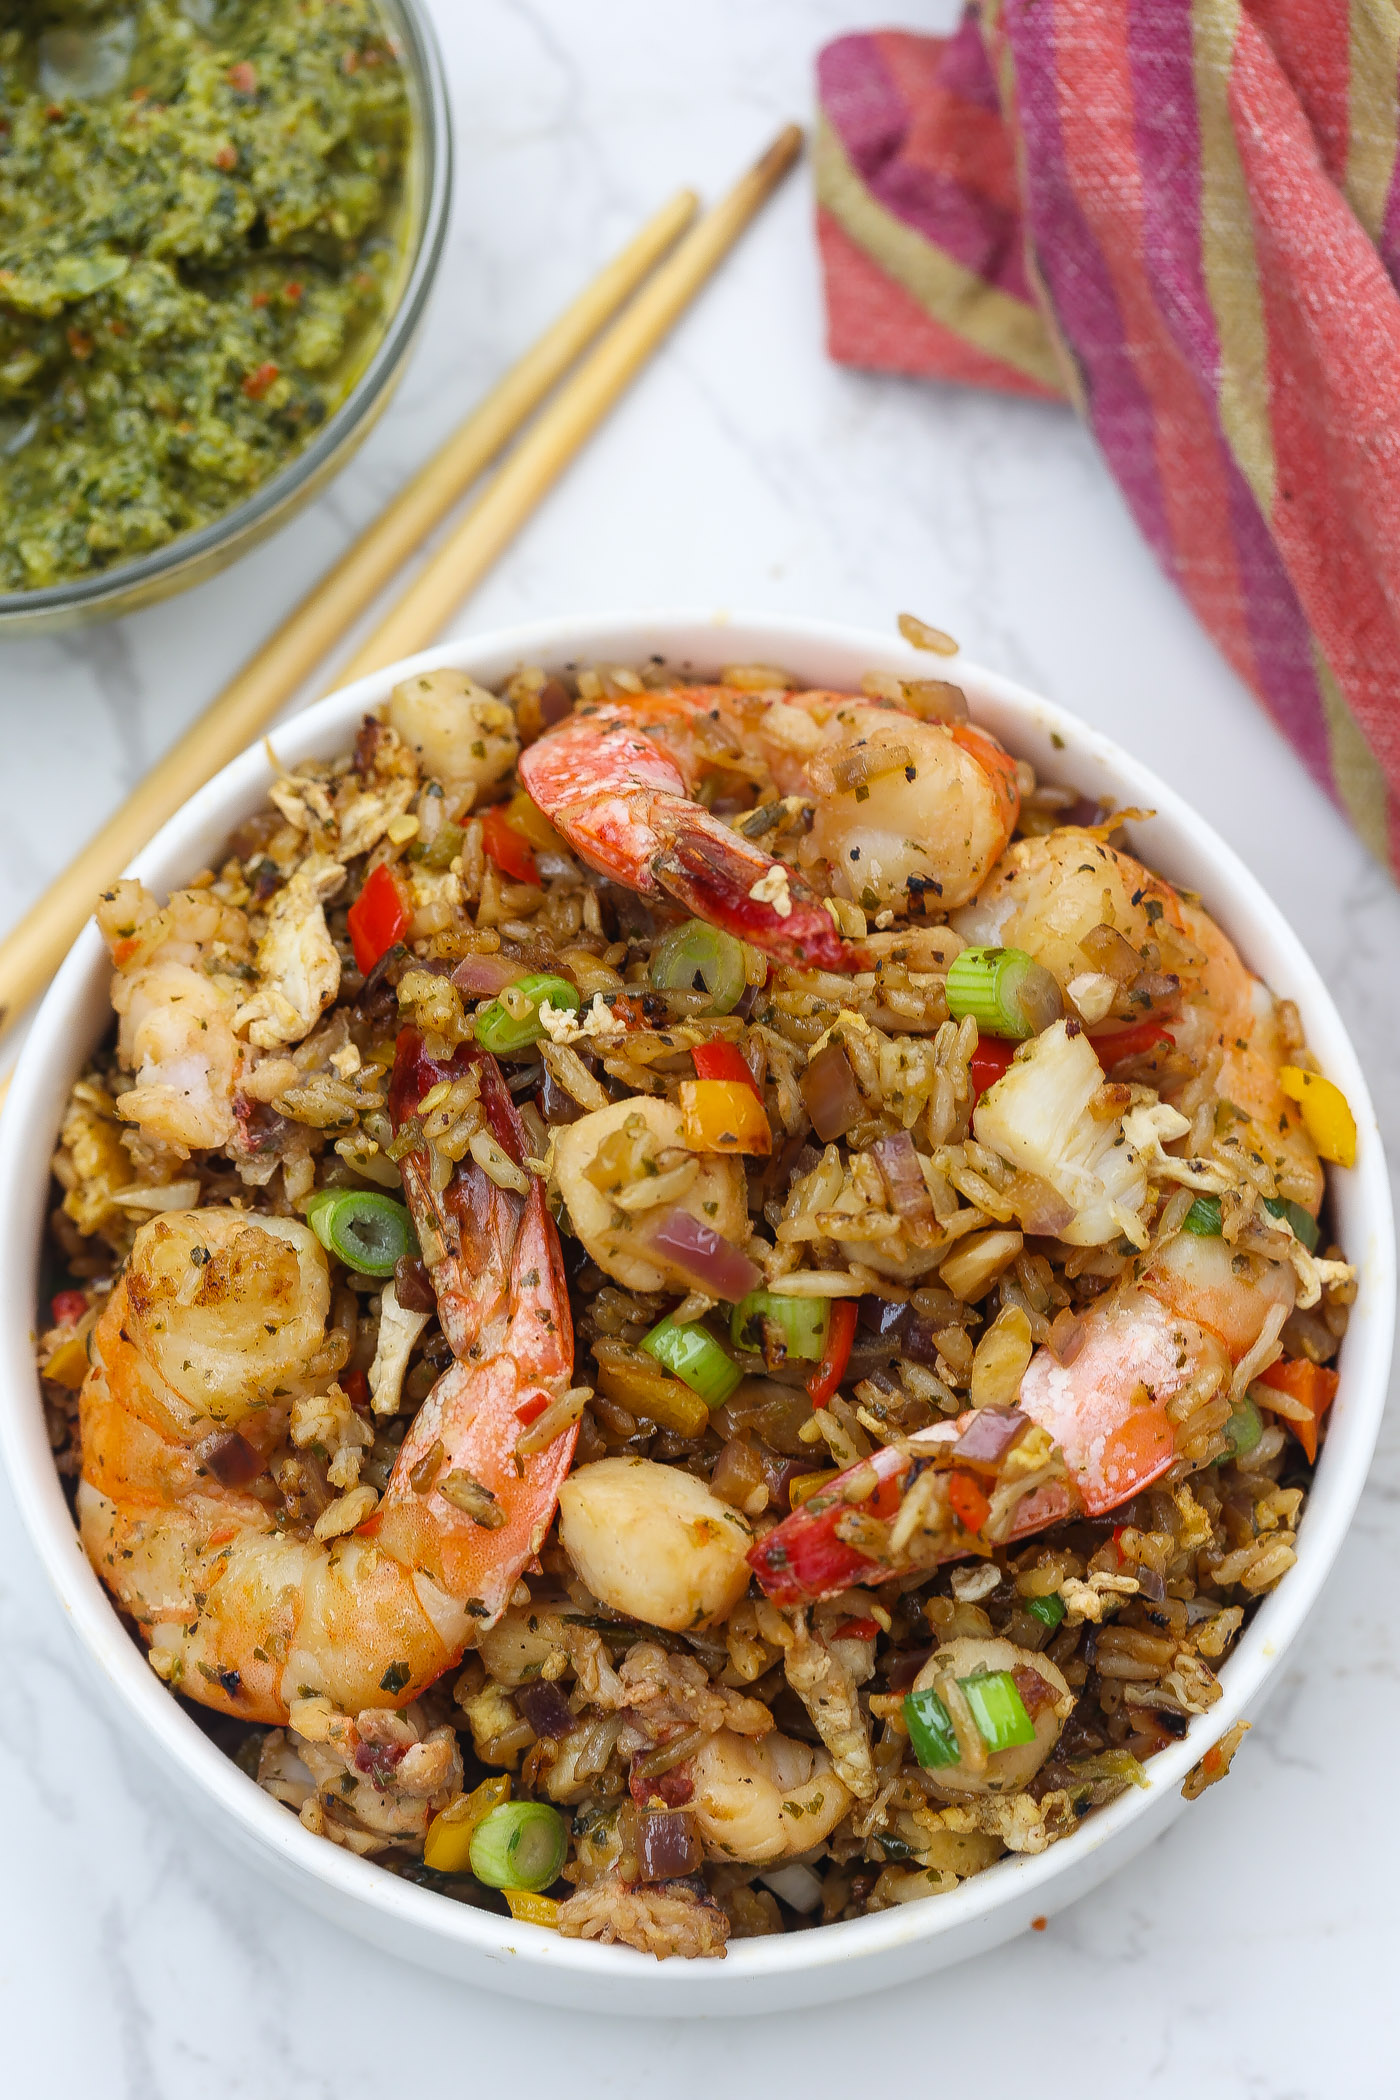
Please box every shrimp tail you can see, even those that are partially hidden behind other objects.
[376,1029,578,1635]
[650,802,849,972]
[518,712,853,971]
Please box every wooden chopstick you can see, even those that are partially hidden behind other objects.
[0,189,698,1037]
[338,124,804,683]
[0,125,801,1044]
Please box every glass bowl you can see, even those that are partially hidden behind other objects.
[0,0,452,639]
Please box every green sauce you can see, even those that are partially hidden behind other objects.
[0,0,409,591]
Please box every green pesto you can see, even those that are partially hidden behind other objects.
[0,0,408,591]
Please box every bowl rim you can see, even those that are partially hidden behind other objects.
[1,608,1391,1996]
[0,0,452,625]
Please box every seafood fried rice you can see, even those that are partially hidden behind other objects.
[39,645,1358,1958]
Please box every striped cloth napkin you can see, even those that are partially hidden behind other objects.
[815,6,1400,873]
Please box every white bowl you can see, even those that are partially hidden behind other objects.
[0,612,1391,2016]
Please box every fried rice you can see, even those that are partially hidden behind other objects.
[36,652,1354,1958]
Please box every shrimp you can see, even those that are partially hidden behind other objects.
[76,1035,579,1723]
[517,684,1021,970]
[752,1225,1300,1605]
[96,879,253,1155]
[951,826,1322,1214]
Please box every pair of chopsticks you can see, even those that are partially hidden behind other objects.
[0,124,802,1048]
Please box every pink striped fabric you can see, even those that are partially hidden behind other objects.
[815,5,1400,872]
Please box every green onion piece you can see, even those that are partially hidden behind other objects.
[1262,1196,1320,1252]
[730,1290,830,1365]
[474,973,580,1055]
[468,1801,568,1892]
[1181,1194,1223,1236]
[408,822,466,871]
[641,1316,742,1407]
[1025,1593,1066,1629]
[903,1686,961,1769]
[648,918,748,1014]
[1224,1392,1264,1459]
[306,1190,415,1276]
[959,1670,1035,1751]
[945,947,1064,1040]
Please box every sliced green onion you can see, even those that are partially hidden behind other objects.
[960,1670,1035,1751]
[306,1190,415,1276]
[945,946,1063,1040]
[641,1316,742,1407]
[731,1290,829,1365]
[903,1685,961,1770]
[468,1801,568,1892]
[408,822,466,871]
[474,973,580,1056]
[1223,1392,1264,1460]
[1181,1194,1223,1236]
[649,918,747,1014]
[1025,1593,1066,1629]
[1262,1196,1320,1252]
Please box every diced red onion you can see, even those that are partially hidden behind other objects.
[452,953,529,998]
[1047,1308,1086,1366]
[636,1810,703,1882]
[1133,1564,1167,1603]
[515,1680,576,1740]
[885,1646,934,1693]
[641,1208,763,1301]
[872,1130,935,1227]
[800,1042,863,1142]
[633,1805,701,1889]
[1006,1169,1076,1238]
[538,677,572,729]
[199,1430,262,1488]
[953,1406,1029,1466]
[393,1255,437,1314]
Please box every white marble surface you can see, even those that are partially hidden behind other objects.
[3,0,1398,2090]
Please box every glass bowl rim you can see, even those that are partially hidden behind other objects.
[0,0,452,626]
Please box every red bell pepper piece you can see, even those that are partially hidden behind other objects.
[348,862,412,975]
[515,1393,550,1427]
[50,1290,88,1327]
[969,1037,1014,1100]
[1255,1358,1339,1464]
[1088,1019,1173,1065]
[691,1039,761,1095]
[481,807,540,887]
[946,1470,991,1533]
[807,1298,858,1408]
[830,1617,880,1642]
[970,1021,1172,1102]
[748,1443,911,1606]
[749,1431,1080,1607]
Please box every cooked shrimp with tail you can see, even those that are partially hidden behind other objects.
[77,1038,579,1721]
[518,681,1021,969]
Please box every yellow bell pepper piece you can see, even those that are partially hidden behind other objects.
[788,1468,840,1510]
[40,1332,90,1391]
[678,1078,772,1156]
[503,1889,561,1929]
[1278,1065,1357,1168]
[507,789,565,855]
[592,1338,709,1439]
[423,1775,511,1874]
